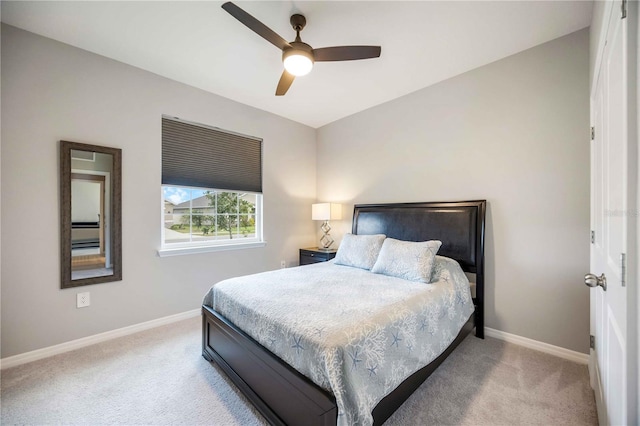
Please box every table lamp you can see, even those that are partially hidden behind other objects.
[312,203,342,250]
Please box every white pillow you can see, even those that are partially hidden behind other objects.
[371,238,442,283]
[334,234,386,270]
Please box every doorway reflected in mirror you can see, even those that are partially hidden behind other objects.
[71,170,110,280]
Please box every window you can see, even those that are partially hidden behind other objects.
[159,117,263,256]
[162,186,261,246]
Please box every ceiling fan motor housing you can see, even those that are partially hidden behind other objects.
[283,41,314,63]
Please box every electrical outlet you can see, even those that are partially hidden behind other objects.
[280,260,286,269]
[77,292,90,308]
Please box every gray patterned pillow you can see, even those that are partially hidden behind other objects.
[334,234,386,270]
[371,238,442,283]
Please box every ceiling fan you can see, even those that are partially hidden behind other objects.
[221,2,382,96]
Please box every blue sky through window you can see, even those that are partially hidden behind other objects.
[163,187,207,205]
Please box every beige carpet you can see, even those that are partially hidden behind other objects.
[1,316,597,425]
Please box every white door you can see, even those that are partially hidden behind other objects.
[589,1,634,425]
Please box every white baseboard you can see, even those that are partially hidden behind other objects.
[0,308,201,370]
[1,313,589,370]
[485,327,589,365]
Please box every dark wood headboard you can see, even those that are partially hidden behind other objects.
[352,200,486,338]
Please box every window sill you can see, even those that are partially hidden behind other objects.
[157,241,266,257]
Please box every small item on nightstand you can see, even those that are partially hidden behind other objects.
[299,247,337,266]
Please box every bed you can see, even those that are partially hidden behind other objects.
[202,200,486,425]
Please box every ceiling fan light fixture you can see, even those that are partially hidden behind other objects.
[283,49,314,76]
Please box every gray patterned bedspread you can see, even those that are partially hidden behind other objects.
[202,256,474,426]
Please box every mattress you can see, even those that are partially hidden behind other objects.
[203,255,474,426]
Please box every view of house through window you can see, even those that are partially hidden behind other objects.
[163,186,261,246]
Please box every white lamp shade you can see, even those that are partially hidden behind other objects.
[312,203,342,221]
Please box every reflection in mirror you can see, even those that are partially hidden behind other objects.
[71,156,110,279]
[61,141,121,288]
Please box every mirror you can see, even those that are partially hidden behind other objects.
[60,140,122,288]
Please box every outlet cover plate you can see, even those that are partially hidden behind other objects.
[77,292,90,308]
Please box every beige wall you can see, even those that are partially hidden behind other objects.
[317,29,590,353]
[0,24,317,358]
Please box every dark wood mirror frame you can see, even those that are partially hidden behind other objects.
[60,140,122,289]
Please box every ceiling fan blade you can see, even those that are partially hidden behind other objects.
[221,2,291,51]
[313,46,381,62]
[275,70,295,96]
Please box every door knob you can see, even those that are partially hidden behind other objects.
[585,273,607,291]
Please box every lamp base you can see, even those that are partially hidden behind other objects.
[319,220,334,249]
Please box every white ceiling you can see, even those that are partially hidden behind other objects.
[2,1,592,128]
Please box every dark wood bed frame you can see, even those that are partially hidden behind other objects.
[202,200,486,425]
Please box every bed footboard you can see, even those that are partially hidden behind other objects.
[202,306,337,426]
[203,306,475,426]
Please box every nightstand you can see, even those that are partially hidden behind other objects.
[299,247,337,265]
